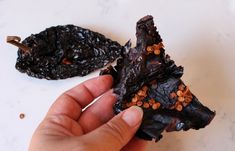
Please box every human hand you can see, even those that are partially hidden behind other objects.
[29,75,147,151]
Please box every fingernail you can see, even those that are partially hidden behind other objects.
[122,106,143,127]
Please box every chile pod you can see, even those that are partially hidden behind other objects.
[7,25,123,79]
[100,15,215,141]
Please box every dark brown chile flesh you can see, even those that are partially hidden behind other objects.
[15,25,123,79]
[100,15,215,141]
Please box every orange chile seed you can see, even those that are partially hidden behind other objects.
[176,104,183,111]
[154,49,161,55]
[152,102,161,110]
[62,58,72,65]
[147,46,153,52]
[177,90,183,97]
[143,102,150,108]
[178,96,185,102]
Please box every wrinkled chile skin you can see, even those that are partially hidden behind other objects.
[16,25,123,79]
[100,15,215,141]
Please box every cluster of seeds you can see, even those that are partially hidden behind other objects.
[125,86,161,110]
[146,42,164,55]
[169,84,193,111]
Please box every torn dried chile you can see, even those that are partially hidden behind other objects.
[100,15,215,141]
[12,25,123,79]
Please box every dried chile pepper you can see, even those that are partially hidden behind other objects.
[100,15,215,141]
[7,25,123,79]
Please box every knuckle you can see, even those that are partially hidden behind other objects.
[104,120,128,147]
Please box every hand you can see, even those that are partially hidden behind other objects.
[29,75,147,151]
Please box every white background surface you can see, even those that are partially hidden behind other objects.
[0,0,235,150]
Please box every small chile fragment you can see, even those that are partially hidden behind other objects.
[7,25,123,79]
[100,15,215,141]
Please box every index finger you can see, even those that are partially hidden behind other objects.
[66,75,113,108]
[46,75,113,120]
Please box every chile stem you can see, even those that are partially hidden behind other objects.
[6,36,31,52]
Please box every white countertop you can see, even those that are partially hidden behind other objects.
[1,0,235,150]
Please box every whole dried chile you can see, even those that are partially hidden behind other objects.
[100,15,215,141]
[7,25,123,79]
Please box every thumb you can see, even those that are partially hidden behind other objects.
[84,106,143,151]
